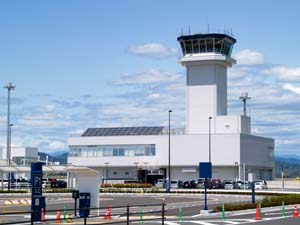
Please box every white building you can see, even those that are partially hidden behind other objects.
[0,146,38,166]
[68,33,275,183]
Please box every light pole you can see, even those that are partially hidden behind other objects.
[239,92,251,116]
[4,82,15,191]
[134,162,139,180]
[208,116,212,162]
[204,116,212,211]
[167,110,172,193]
[281,165,284,191]
[235,162,239,181]
[143,162,148,183]
[104,162,109,184]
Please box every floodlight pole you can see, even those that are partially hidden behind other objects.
[239,92,251,116]
[166,110,172,193]
[4,82,15,191]
[208,117,212,162]
[204,116,212,211]
[104,162,109,184]
[134,162,139,180]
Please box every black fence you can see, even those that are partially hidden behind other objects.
[0,203,166,225]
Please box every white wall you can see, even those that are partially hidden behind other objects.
[68,133,240,167]
[76,175,100,208]
[215,115,250,134]
[186,64,228,134]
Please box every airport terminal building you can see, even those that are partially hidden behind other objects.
[68,33,275,183]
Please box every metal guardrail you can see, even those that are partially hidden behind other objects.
[0,203,166,225]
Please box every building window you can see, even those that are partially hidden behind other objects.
[69,144,156,158]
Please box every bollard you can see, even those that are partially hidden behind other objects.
[179,205,183,223]
[255,204,261,220]
[139,207,143,224]
[67,213,72,223]
[63,207,67,223]
[281,201,285,217]
[221,204,225,221]
[41,208,45,222]
[56,209,61,223]
[259,202,261,215]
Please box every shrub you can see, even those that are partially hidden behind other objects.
[100,183,153,189]
[213,194,300,212]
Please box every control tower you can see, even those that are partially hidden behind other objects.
[177,33,248,135]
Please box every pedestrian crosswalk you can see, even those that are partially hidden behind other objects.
[141,216,285,225]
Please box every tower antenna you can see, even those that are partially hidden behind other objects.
[239,92,251,116]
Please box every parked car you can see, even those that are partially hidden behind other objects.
[235,181,250,189]
[224,180,234,190]
[208,178,222,189]
[183,180,197,188]
[196,178,205,189]
[170,180,183,189]
[50,180,67,188]
[155,179,166,188]
[254,180,267,190]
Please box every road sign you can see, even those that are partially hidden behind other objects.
[199,162,212,179]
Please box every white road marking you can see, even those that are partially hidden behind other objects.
[223,221,240,224]
[188,221,218,225]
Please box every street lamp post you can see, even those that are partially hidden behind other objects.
[204,116,212,211]
[235,162,239,182]
[143,162,148,183]
[104,162,109,184]
[4,82,15,191]
[208,117,212,162]
[134,162,139,180]
[166,110,172,193]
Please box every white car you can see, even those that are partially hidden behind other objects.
[224,180,234,190]
[155,179,166,188]
[254,180,267,190]
[170,180,183,189]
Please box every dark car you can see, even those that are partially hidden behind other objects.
[50,180,67,188]
[208,178,222,189]
[183,180,197,188]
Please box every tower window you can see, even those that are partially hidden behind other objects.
[193,40,199,53]
[200,40,206,52]
[184,40,192,54]
[206,39,213,52]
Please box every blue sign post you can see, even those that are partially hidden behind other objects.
[31,162,45,222]
[199,162,212,211]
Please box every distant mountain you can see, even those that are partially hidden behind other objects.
[49,150,69,157]
[275,156,300,178]
[38,152,68,165]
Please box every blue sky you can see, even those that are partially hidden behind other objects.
[0,0,300,156]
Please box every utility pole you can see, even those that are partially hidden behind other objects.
[4,82,16,191]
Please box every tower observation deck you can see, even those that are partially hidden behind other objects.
[177,33,236,57]
[177,33,243,135]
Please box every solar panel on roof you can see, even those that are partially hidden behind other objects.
[81,126,164,137]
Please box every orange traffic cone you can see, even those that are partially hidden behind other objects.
[255,204,261,220]
[105,207,111,220]
[56,209,61,223]
[41,208,45,222]
[294,205,299,218]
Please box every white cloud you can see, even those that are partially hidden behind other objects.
[45,104,56,112]
[146,93,161,100]
[234,49,265,65]
[127,43,178,59]
[112,69,182,85]
[263,66,300,82]
[283,83,300,95]
[49,141,66,150]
